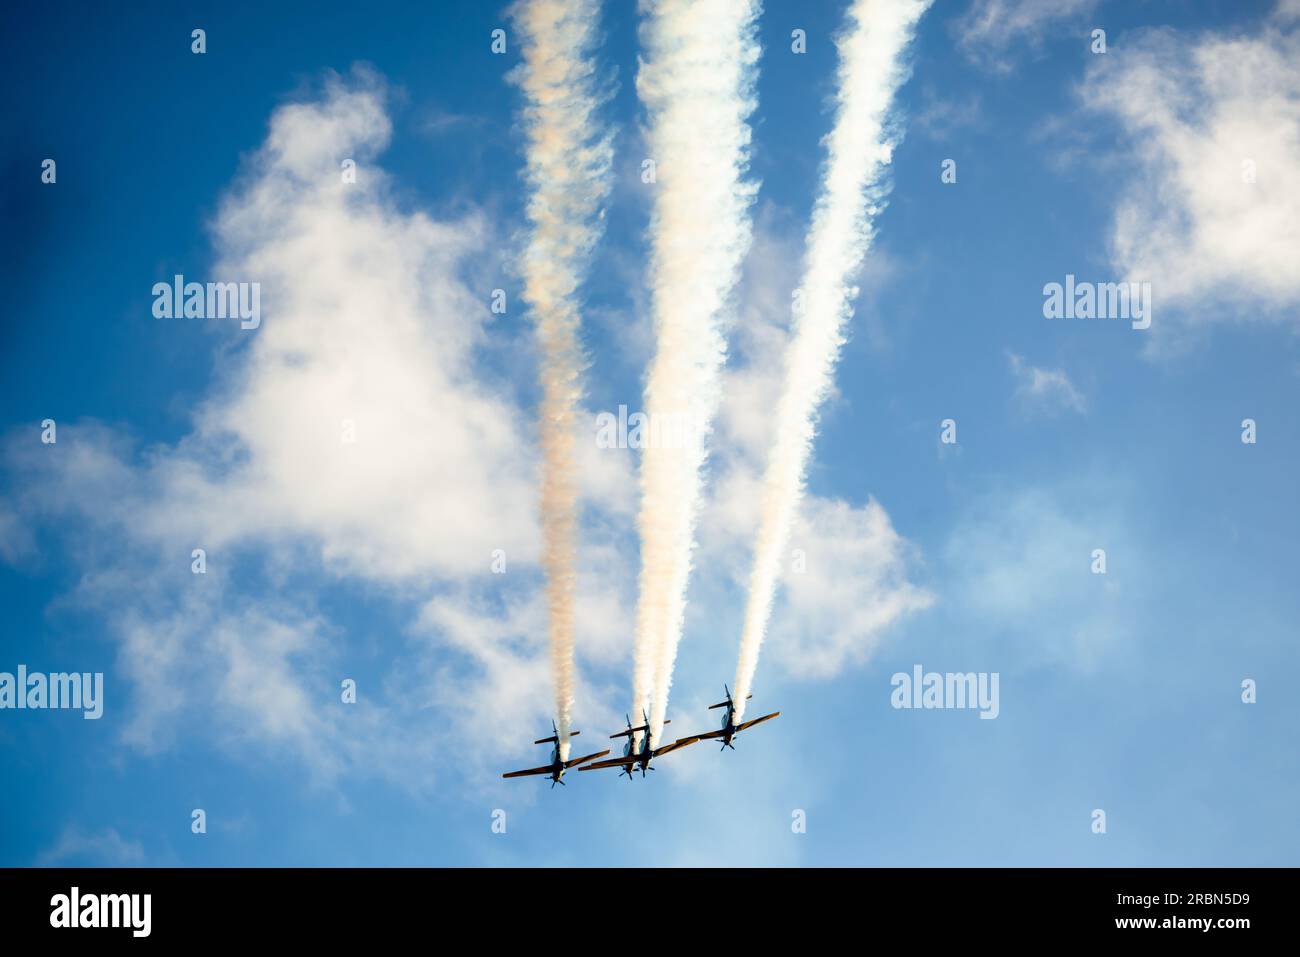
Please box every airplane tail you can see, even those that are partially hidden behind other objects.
[534,730,580,745]
[708,684,753,710]
[610,718,669,739]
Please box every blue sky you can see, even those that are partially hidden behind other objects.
[2,0,1298,867]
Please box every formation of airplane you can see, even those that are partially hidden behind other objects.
[502,688,781,786]
[500,721,610,788]
[579,711,698,780]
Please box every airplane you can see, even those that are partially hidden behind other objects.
[501,721,611,788]
[687,685,780,751]
[579,711,699,780]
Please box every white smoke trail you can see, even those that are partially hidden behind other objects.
[731,0,931,722]
[632,0,762,745]
[512,0,613,758]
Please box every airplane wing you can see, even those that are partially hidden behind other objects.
[652,736,699,757]
[502,764,555,779]
[692,729,727,740]
[564,749,610,769]
[735,711,780,733]
[579,755,638,771]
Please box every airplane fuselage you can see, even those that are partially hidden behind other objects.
[718,704,738,745]
[632,742,651,774]
[548,745,566,783]
[618,736,654,776]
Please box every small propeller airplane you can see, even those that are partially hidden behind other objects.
[501,721,611,788]
[579,711,699,780]
[687,685,780,751]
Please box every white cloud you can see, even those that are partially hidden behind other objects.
[954,0,1099,71]
[10,74,539,584]
[200,76,538,581]
[1,72,555,784]
[1079,17,1300,333]
[1007,351,1086,413]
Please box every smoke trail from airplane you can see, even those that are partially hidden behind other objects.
[512,0,613,757]
[731,0,931,722]
[632,0,762,745]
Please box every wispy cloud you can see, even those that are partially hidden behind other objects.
[953,0,1100,72]
[913,84,984,139]
[1007,352,1086,414]
[37,826,145,866]
[942,481,1140,673]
